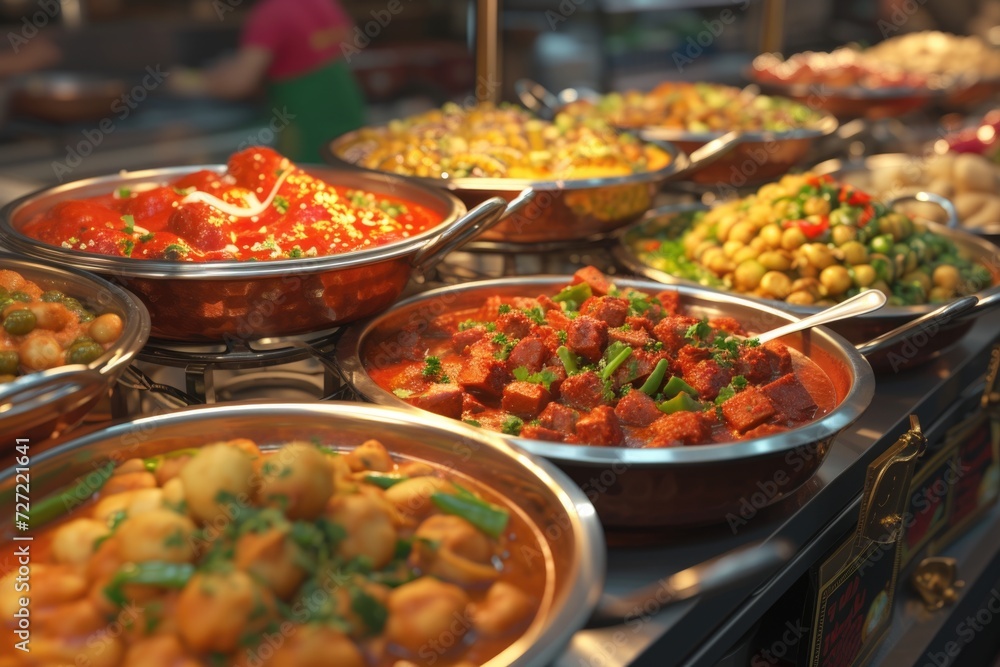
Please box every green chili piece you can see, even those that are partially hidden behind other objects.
[556,345,579,375]
[104,562,195,607]
[552,282,592,308]
[29,461,115,527]
[639,359,669,395]
[430,492,510,538]
[657,392,702,415]
[143,448,202,473]
[662,376,699,399]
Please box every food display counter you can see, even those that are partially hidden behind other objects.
[3,10,1000,667]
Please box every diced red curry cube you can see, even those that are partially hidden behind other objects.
[520,424,564,442]
[648,411,711,448]
[406,384,464,419]
[572,266,612,295]
[566,316,608,363]
[761,373,817,422]
[580,296,629,327]
[559,371,610,410]
[501,381,552,419]
[614,390,662,427]
[507,337,551,373]
[573,406,624,446]
[721,387,776,433]
[538,402,579,435]
[458,358,510,398]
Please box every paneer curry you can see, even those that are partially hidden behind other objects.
[366,267,838,448]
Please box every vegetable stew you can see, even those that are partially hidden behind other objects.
[629,173,992,307]
[0,438,543,666]
[365,267,838,448]
[0,268,123,381]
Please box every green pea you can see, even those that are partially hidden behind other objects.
[66,342,104,365]
[829,208,854,227]
[870,234,894,255]
[9,291,31,303]
[72,335,95,346]
[3,309,36,335]
[61,297,82,309]
[41,290,65,303]
[0,350,18,375]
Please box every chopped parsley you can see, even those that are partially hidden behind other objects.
[287,247,304,259]
[512,366,558,390]
[463,418,482,427]
[115,187,131,199]
[138,232,156,242]
[521,306,545,325]
[121,239,135,257]
[421,356,449,383]
[458,319,481,331]
[498,304,512,315]
[273,195,290,214]
[500,415,524,436]
[121,214,135,234]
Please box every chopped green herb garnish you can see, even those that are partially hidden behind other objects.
[501,415,524,436]
[512,366,558,390]
[121,214,135,234]
[364,473,409,489]
[498,304,512,315]
[115,187,131,199]
[273,195,290,214]
[421,356,449,383]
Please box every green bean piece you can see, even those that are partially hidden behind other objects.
[600,346,633,381]
[0,350,18,375]
[639,359,670,395]
[104,562,195,607]
[29,461,116,528]
[552,282,592,308]
[364,473,410,489]
[556,345,579,375]
[430,491,510,538]
[3,309,36,336]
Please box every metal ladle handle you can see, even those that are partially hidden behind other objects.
[757,289,888,344]
[887,192,960,229]
[587,538,794,628]
[515,78,560,119]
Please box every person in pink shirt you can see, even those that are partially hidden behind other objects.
[172,0,366,162]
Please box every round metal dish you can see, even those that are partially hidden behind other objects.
[323,130,690,246]
[0,165,507,342]
[812,153,1000,242]
[0,253,149,445]
[0,401,604,667]
[515,79,840,186]
[335,275,874,528]
[613,203,1000,364]
[746,69,941,121]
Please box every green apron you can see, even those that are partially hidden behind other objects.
[266,59,366,163]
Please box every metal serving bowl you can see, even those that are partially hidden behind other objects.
[0,402,604,667]
[515,79,840,187]
[613,203,1000,367]
[0,253,149,445]
[335,276,874,528]
[324,129,690,246]
[0,165,508,342]
[812,153,1000,242]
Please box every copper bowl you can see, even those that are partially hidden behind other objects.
[323,129,690,247]
[613,203,1000,370]
[334,275,874,528]
[0,165,508,342]
[0,402,605,666]
[0,253,149,445]
[515,79,840,187]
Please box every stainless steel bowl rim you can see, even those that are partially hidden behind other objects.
[336,275,875,466]
[327,130,690,193]
[0,401,606,667]
[633,110,840,144]
[0,164,468,279]
[613,202,1000,319]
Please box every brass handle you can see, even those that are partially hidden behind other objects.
[912,557,965,610]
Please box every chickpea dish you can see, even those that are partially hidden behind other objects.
[630,173,992,306]
[0,269,124,381]
[0,438,543,667]
[334,102,672,180]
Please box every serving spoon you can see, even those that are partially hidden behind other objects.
[756,289,888,345]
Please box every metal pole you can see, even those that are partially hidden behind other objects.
[475,0,502,103]
[759,0,785,54]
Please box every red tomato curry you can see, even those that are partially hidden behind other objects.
[366,267,839,448]
[20,147,442,262]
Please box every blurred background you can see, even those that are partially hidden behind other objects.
[0,0,998,196]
